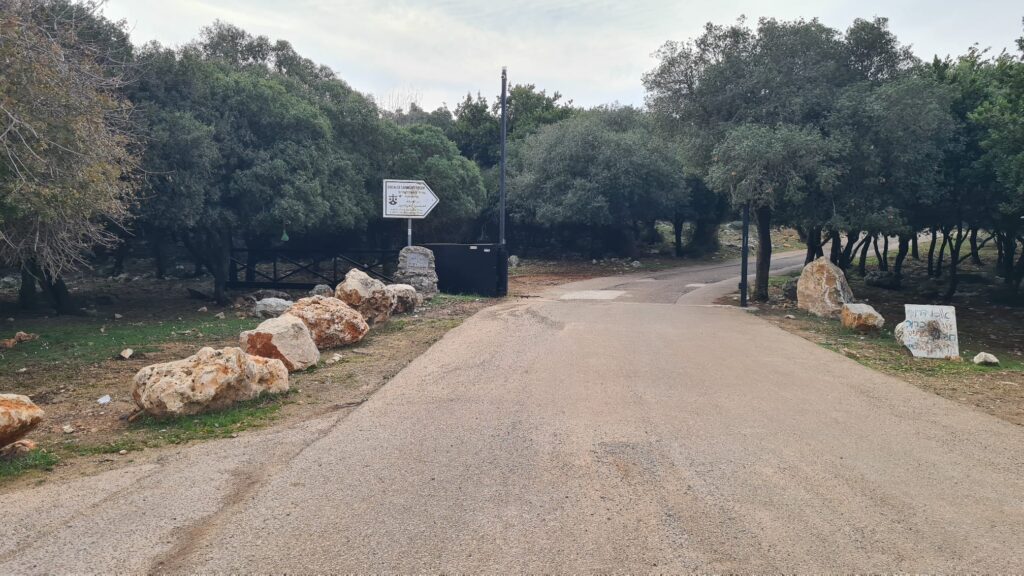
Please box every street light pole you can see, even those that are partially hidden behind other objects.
[499,67,508,247]
[739,202,750,308]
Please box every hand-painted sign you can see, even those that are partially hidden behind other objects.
[899,304,959,359]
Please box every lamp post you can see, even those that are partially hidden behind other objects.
[739,202,750,308]
[499,67,508,247]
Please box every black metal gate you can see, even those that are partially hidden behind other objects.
[226,248,397,290]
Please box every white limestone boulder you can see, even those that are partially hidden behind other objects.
[797,258,854,317]
[840,303,885,332]
[386,284,420,314]
[286,296,369,349]
[254,297,293,319]
[240,314,320,372]
[131,347,288,418]
[335,269,393,326]
[973,352,999,366]
[309,284,334,297]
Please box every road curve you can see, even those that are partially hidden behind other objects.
[2,255,1022,573]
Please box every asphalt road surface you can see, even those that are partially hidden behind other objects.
[3,254,1023,573]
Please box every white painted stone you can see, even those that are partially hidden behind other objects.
[973,352,999,366]
[896,305,959,359]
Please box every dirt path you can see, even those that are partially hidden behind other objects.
[2,258,1023,572]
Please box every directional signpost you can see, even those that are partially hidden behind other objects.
[383,179,440,246]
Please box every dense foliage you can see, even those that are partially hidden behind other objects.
[646,16,1024,300]
[0,1,136,311]
[127,23,485,301]
[3,2,1024,309]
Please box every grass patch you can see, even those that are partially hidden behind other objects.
[768,273,798,288]
[130,391,292,445]
[430,293,485,304]
[0,314,260,370]
[0,450,59,480]
[66,437,146,456]
[777,308,1024,375]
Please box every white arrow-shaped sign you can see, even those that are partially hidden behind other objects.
[383,179,440,219]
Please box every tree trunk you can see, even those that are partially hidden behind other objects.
[936,229,950,277]
[27,261,76,314]
[828,230,842,265]
[18,267,37,310]
[672,214,684,258]
[995,230,1004,269]
[110,240,129,277]
[969,227,982,265]
[181,236,207,277]
[857,235,871,276]
[805,226,822,265]
[882,236,890,270]
[927,226,938,276]
[1014,240,1024,291]
[840,231,861,270]
[689,219,719,256]
[944,225,968,300]
[911,234,919,260]
[208,228,233,305]
[893,235,911,288]
[151,231,168,279]
[1001,232,1017,286]
[872,235,887,271]
[754,207,772,302]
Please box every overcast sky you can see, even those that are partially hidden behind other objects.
[102,0,1022,110]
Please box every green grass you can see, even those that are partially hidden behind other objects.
[780,308,1024,376]
[768,273,798,287]
[430,293,486,304]
[130,391,292,445]
[0,392,293,484]
[0,314,260,370]
[0,450,58,480]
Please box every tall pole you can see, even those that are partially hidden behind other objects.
[407,218,412,247]
[499,67,508,246]
[739,201,750,308]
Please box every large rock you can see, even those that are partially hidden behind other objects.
[254,297,293,319]
[386,284,420,314]
[309,284,334,298]
[797,258,854,317]
[239,314,319,372]
[335,269,393,326]
[286,296,369,349]
[894,304,960,359]
[840,303,885,332]
[132,347,288,418]
[250,289,291,301]
[973,352,1000,366]
[394,245,438,299]
[0,394,44,448]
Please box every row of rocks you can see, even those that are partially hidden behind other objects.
[1,247,439,451]
[797,258,887,333]
[132,267,426,419]
[796,257,999,365]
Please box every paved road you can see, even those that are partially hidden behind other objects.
[3,255,1024,573]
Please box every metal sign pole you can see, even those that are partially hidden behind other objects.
[499,67,508,246]
[407,218,412,247]
[740,201,750,308]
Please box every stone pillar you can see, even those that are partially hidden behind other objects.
[394,246,438,299]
